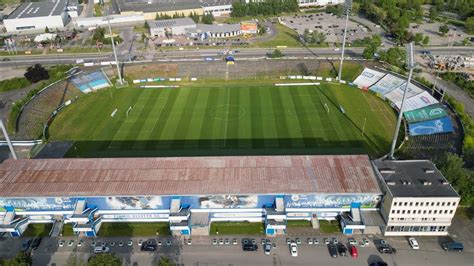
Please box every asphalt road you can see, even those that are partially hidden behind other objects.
[1,46,473,67]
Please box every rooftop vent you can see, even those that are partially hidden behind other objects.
[380,168,395,174]
[386,181,396,185]
[424,169,435,174]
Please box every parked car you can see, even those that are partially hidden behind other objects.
[328,243,338,258]
[166,240,172,246]
[378,245,397,254]
[408,237,419,250]
[332,238,338,244]
[362,238,369,246]
[219,239,224,245]
[233,239,238,245]
[68,240,74,247]
[286,238,291,245]
[370,262,388,266]
[290,242,298,257]
[91,240,96,247]
[59,240,65,247]
[77,240,83,247]
[127,240,133,246]
[261,239,266,245]
[94,247,110,253]
[187,239,192,245]
[141,243,157,252]
[212,239,218,245]
[109,241,115,247]
[224,239,230,245]
[138,239,143,246]
[118,241,124,247]
[242,239,258,252]
[348,238,357,245]
[265,243,272,255]
[350,245,358,258]
[324,238,330,245]
[307,238,313,245]
[295,238,301,245]
[337,243,347,256]
[31,238,42,250]
[442,241,464,252]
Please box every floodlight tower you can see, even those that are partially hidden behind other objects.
[389,42,416,159]
[105,8,124,86]
[337,0,352,81]
[0,119,17,160]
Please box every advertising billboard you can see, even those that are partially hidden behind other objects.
[404,103,448,123]
[240,21,257,34]
[408,117,454,136]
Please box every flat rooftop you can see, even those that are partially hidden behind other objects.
[0,155,380,197]
[117,0,233,13]
[373,160,459,198]
[148,17,196,29]
[7,0,66,19]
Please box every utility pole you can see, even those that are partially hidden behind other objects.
[0,119,18,160]
[389,42,415,159]
[338,0,352,81]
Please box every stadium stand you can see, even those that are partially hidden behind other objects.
[352,68,386,90]
[369,74,406,95]
[15,81,82,140]
[70,71,111,93]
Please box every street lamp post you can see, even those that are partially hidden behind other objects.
[337,0,352,81]
[389,42,416,159]
[0,119,17,160]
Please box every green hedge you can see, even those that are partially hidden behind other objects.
[0,77,31,92]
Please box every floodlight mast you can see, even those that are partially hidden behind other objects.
[337,0,352,81]
[0,119,17,160]
[105,8,123,85]
[389,42,415,159]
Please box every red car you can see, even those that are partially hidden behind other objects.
[350,246,358,258]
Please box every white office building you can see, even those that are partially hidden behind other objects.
[3,0,69,32]
[373,160,460,236]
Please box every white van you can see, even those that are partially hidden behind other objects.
[94,247,110,253]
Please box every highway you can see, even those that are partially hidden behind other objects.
[1,46,473,67]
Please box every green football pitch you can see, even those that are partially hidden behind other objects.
[49,81,396,158]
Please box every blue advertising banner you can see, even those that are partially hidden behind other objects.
[408,117,454,136]
[284,194,380,209]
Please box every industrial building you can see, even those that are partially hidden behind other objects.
[3,0,72,32]
[117,0,235,20]
[0,155,382,237]
[373,160,460,236]
[147,17,197,37]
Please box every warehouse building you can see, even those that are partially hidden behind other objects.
[3,0,69,32]
[0,155,382,237]
[147,17,196,37]
[373,160,460,236]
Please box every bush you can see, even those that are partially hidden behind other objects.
[0,77,31,92]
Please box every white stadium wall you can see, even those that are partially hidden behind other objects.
[4,15,66,32]
[353,68,386,89]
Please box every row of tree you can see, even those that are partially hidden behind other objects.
[155,12,215,25]
[231,0,299,17]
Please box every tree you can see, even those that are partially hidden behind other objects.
[2,252,32,266]
[379,47,405,68]
[45,26,50,33]
[439,24,449,36]
[24,64,49,83]
[422,36,430,45]
[413,33,424,45]
[363,45,377,59]
[269,49,283,58]
[429,6,438,21]
[157,256,176,266]
[436,153,474,206]
[466,17,474,34]
[201,12,214,24]
[87,253,121,266]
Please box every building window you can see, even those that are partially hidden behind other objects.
[409,202,413,206]
[393,202,397,206]
[431,202,435,206]
[420,202,424,206]
[407,210,411,214]
[423,210,427,214]
[446,202,450,206]
[430,226,437,232]
[434,210,437,214]
[452,202,456,206]
[442,202,445,206]
[418,210,422,214]
[391,210,395,214]
[450,210,454,214]
[428,210,432,214]
[402,210,406,214]
[404,202,408,206]
[397,210,401,214]
[415,202,419,206]
[437,202,440,206]
[433,218,436,221]
[444,210,448,214]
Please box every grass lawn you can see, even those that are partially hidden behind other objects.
[61,223,74,236]
[319,220,341,233]
[287,220,312,227]
[254,24,302,48]
[23,223,53,237]
[49,80,396,158]
[210,222,265,235]
[97,222,170,237]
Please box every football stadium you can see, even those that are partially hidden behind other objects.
[1,60,460,238]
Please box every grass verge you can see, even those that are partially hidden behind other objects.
[23,223,53,237]
[97,222,171,237]
[210,222,265,235]
[286,220,312,227]
[319,220,341,233]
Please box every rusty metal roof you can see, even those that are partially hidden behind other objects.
[0,155,380,197]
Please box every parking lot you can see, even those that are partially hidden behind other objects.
[1,231,473,265]
[281,13,383,45]
[409,21,474,46]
